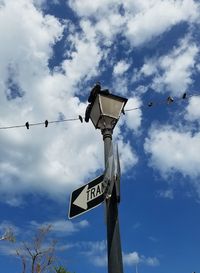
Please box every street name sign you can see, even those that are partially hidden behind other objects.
[68,175,105,219]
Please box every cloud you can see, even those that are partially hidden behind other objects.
[125,0,199,46]
[33,0,59,9]
[0,218,89,257]
[113,60,130,76]
[62,33,103,85]
[69,0,200,47]
[144,125,200,196]
[78,240,107,267]
[124,97,142,133]
[185,96,200,122]
[79,240,159,268]
[144,256,160,266]
[0,243,17,257]
[68,0,115,17]
[2,0,198,206]
[123,251,139,265]
[111,60,131,95]
[140,60,157,77]
[138,36,199,96]
[29,219,89,235]
[123,251,159,266]
[0,0,63,82]
[157,189,174,199]
[117,139,138,173]
[0,0,138,205]
[152,37,199,95]
[133,222,141,230]
[69,3,126,48]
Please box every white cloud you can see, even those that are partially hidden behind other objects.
[30,219,89,234]
[124,97,142,133]
[113,60,130,75]
[0,0,138,204]
[185,96,200,122]
[69,0,200,47]
[158,189,174,199]
[152,37,199,95]
[92,254,107,267]
[138,36,199,96]
[144,256,160,266]
[62,36,102,85]
[0,0,63,77]
[144,125,200,185]
[2,0,197,206]
[68,0,118,18]
[117,139,138,172]
[123,251,159,267]
[112,77,129,95]
[33,0,59,9]
[123,251,140,265]
[79,240,107,266]
[140,60,157,77]
[0,243,17,256]
[80,241,159,268]
[125,0,199,46]
[96,14,126,43]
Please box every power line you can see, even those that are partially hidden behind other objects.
[125,92,198,111]
[0,117,82,130]
[0,92,198,130]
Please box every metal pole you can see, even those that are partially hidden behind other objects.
[102,128,124,273]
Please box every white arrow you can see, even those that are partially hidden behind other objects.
[73,185,89,210]
[73,182,105,210]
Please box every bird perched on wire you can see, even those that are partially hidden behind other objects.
[44,120,48,127]
[148,102,153,107]
[182,92,187,99]
[167,96,174,104]
[79,115,83,123]
[25,122,29,129]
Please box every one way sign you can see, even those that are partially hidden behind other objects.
[68,175,105,219]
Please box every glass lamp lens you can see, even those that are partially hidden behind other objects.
[90,96,101,127]
[100,95,125,119]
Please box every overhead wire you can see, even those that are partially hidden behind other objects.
[0,117,81,130]
[0,92,199,130]
[124,92,198,111]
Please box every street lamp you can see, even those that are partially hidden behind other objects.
[87,83,127,273]
[90,92,127,130]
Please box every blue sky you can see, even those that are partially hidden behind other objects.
[0,0,200,272]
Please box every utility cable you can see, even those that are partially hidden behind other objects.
[0,117,82,130]
[124,92,198,111]
[0,92,199,130]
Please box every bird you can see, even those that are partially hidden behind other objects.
[85,83,101,122]
[25,122,29,129]
[148,102,153,107]
[167,96,174,104]
[44,120,48,127]
[79,115,83,123]
[88,82,101,103]
[182,92,187,99]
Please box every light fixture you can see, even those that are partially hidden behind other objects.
[89,92,128,130]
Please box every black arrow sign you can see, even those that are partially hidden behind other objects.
[68,175,105,219]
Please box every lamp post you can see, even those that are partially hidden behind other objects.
[87,84,127,273]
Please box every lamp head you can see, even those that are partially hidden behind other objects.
[89,92,127,130]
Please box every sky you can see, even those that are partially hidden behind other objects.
[0,0,200,272]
